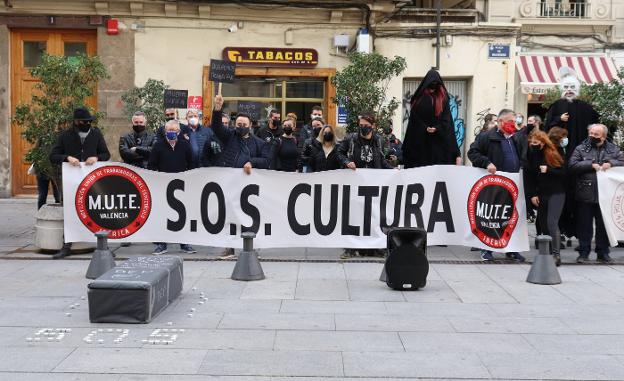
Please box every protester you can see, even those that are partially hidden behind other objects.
[527,115,544,132]
[383,122,403,167]
[515,113,525,130]
[201,112,225,167]
[212,95,271,259]
[157,108,187,142]
[148,119,196,255]
[34,165,60,210]
[49,107,111,259]
[307,125,341,172]
[119,111,156,169]
[546,126,574,246]
[274,116,299,172]
[184,108,218,168]
[338,113,393,259]
[299,117,326,172]
[402,69,461,168]
[256,109,283,169]
[525,130,566,266]
[546,67,599,160]
[569,124,624,263]
[299,105,323,146]
[467,108,526,262]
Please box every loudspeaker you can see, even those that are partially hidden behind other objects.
[384,227,428,290]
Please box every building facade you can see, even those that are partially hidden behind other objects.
[0,0,622,197]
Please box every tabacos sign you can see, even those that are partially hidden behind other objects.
[223,47,318,67]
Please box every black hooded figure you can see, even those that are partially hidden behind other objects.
[402,69,460,168]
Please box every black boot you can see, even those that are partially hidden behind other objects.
[553,253,561,267]
[52,243,72,259]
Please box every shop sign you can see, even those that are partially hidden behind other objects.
[223,47,318,68]
[488,44,510,59]
[188,96,203,110]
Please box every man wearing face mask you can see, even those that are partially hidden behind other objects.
[299,106,323,147]
[256,109,283,169]
[148,119,196,255]
[298,117,325,172]
[338,113,394,170]
[383,123,403,167]
[211,95,271,259]
[119,111,156,169]
[49,107,111,259]
[546,67,599,160]
[569,124,624,263]
[184,109,217,168]
[467,109,526,262]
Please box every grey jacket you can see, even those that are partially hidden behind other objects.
[569,139,624,203]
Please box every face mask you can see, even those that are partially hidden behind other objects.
[359,125,373,136]
[515,117,523,125]
[272,119,281,129]
[165,131,178,141]
[323,132,334,142]
[530,144,541,151]
[311,114,321,121]
[560,138,569,148]
[165,116,175,122]
[236,126,250,136]
[501,121,516,135]
[526,123,535,131]
[283,127,293,135]
[75,122,91,133]
[133,124,145,133]
[313,127,322,137]
[188,117,199,126]
[590,136,601,147]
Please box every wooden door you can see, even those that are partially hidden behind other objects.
[10,29,97,196]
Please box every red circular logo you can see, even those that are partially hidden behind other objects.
[467,175,519,248]
[75,165,151,239]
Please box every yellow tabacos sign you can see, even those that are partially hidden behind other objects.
[223,47,318,68]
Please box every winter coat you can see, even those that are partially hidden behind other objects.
[307,139,342,172]
[524,147,567,198]
[337,133,393,169]
[50,127,110,164]
[147,139,194,173]
[467,127,523,172]
[569,139,624,203]
[209,110,271,169]
[546,98,599,159]
[119,130,157,168]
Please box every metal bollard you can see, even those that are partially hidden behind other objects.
[231,232,265,281]
[526,235,562,285]
[85,231,116,279]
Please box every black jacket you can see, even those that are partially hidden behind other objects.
[524,147,567,198]
[546,99,599,159]
[467,127,523,172]
[256,125,283,169]
[50,127,110,164]
[119,130,157,168]
[569,139,624,203]
[337,133,393,169]
[147,139,194,173]
[307,139,342,172]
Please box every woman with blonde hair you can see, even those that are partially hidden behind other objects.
[525,129,566,265]
[303,124,341,172]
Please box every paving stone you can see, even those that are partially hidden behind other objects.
[0,346,75,372]
[197,350,343,377]
[400,280,461,303]
[297,263,346,279]
[553,280,624,305]
[280,300,388,315]
[0,373,117,380]
[54,347,207,374]
[335,314,454,332]
[186,278,246,300]
[399,332,535,353]
[449,316,575,334]
[347,280,406,302]
[161,329,275,350]
[241,280,296,300]
[342,352,490,378]
[274,331,404,352]
[384,301,497,318]
[482,353,624,380]
[219,312,335,330]
[523,334,624,355]
[295,279,349,301]
[444,279,519,304]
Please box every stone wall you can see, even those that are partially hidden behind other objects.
[0,25,10,198]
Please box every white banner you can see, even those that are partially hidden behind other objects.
[62,162,529,251]
[598,168,624,246]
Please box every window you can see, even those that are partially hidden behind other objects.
[23,41,46,67]
[219,77,325,125]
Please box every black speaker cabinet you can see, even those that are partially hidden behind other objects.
[384,227,429,290]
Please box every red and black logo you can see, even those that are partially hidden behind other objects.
[467,175,519,248]
[75,165,151,239]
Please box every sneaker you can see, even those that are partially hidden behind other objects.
[597,254,614,263]
[576,255,589,263]
[219,248,235,259]
[180,244,197,254]
[509,252,526,263]
[152,244,168,255]
[481,251,494,261]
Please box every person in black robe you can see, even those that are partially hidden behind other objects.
[402,69,461,168]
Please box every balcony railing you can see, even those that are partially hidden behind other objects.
[538,1,589,18]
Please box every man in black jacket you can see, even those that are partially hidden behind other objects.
[337,113,393,170]
[467,108,526,263]
[255,109,283,169]
[569,124,624,263]
[148,119,196,255]
[119,111,156,168]
[49,107,111,259]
